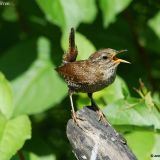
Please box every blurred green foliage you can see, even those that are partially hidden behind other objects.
[0,0,160,160]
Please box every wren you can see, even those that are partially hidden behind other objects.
[56,28,130,122]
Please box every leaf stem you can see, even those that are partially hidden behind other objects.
[17,150,25,160]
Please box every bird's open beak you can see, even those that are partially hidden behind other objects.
[112,49,130,64]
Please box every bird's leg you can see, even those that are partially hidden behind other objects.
[69,90,77,122]
[88,93,99,109]
[69,90,85,125]
[88,93,106,122]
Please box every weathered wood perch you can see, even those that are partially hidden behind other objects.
[67,106,137,160]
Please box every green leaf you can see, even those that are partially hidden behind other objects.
[0,73,13,119]
[103,97,160,129]
[144,92,155,110]
[12,151,56,160]
[0,38,37,80]
[2,6,18,22]
[151,134,160,156]
[95,76,129,103]
[0,114,31,160]
[153,92,160,110]
[125,131,155,160]
[36,0,97,31]
[99,0,132,27]
[28,152,56,160]
[61,31,96,60]
[12,37,67,116]
[148,11,160,39]
[77,76,130,108]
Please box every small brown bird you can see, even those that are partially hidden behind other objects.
[56,28,130,122]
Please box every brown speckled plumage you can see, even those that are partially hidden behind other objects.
[56,49,119,93]
[55,28,129,122]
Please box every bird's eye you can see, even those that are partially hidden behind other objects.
[102,56,108,60]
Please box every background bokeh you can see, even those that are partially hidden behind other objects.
[0,0,160,160]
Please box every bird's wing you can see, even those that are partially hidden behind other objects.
[56,61,102,84]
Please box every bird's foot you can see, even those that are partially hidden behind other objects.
[71,110,79,123]
[71,110,86,130]
[96,109,108,125]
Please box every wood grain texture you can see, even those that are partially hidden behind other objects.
[67,106,137,160]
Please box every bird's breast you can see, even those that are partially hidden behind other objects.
[58,61,117,93]
[67,74,116,93]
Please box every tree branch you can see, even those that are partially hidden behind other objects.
[66,106,137,160]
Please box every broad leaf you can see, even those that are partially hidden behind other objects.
[153,92,160,110]
[151,134,160,157]
[94,76,130,103]
[12,151,56,160]
[148,11,160,39]
[28,152,56,160]
[104,97,160,129]
[2,5,18,22]
[77,76,130,108]
[125,131,155,160]
[0,73,13,119]
[36,0,97,31]
[12,37,67,116]
[0,38,37,80]
[99,0,132,27]
[0,114,31,160]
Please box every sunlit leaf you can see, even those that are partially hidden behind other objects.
[0,73,13,119]
[12,37,67,116]
[95,76,129,102]
[148,11,160,39]
[77,76,130,108]
[144,92,155,110]
[151,134,160,157]
[36,0,97,31]
[0,114,31,160]
[29,152,56,160]
[153,92,160,110]
[125,131,155,160]
[104,97,160,129]
[12,151,56,160]
[99,0,132,27]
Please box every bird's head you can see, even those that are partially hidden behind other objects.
[89,48,130,67]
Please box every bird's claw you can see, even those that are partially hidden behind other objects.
[96,110,108,125]
[71,110,86,131]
